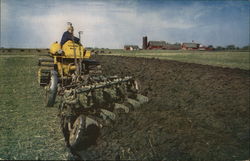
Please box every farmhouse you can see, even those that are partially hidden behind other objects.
[198,44,215,51]
[124,45,140,50]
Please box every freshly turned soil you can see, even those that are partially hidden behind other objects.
[76,55,249,161]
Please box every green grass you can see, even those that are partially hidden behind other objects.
[101,50,250,70]
[0,54,68,160]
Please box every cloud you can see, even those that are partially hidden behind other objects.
[1,0,249,48]
[1,1,10,45]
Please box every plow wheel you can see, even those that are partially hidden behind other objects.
[44,70,58,107]
[69,115,100,150]
[58,75,149,154]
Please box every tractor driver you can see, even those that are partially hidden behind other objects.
[60,23,80,46]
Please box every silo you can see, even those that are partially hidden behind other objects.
[142,36,148,49]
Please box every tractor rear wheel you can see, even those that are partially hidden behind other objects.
[45,70,58,107]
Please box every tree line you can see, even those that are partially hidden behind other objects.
[210,45,250,51]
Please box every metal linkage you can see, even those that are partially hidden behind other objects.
[75,76,133,94]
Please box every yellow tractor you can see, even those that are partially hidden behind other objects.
[38,39,101,106]
[37,24,148,152]
[39,40,91,85]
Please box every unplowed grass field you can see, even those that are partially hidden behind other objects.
[0,51,68,160]
[101,50,250,70]
[0,49,249,160]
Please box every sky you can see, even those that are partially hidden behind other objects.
[0,0,249,48]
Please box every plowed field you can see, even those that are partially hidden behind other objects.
[76,55,249,160]
[0,51,248,160]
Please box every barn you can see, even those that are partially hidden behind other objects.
[165,43,181,50]
[147,41,167,50]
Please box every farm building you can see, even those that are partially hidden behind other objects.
[147,41,181,50]
[124,45,140,50]
[141,36,211,50]
[142,36,148,49]
[147,41,167,50]
[182,43,200,50]
[165,43,181,50]
[142,36,181,50]
[198,44,215,51]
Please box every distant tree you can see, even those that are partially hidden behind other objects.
[226,45,236,50]
[241,45,250,51]
[208,45,213,48]
[216,46,224,51]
